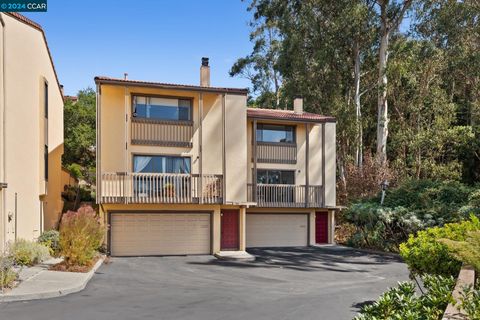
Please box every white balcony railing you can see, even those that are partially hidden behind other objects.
[247,184,323,208]
[100,172,222,204]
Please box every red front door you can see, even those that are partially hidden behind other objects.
[221,210,239,250]
[315,212,329,244]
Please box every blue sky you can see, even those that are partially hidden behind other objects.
[24,1,253,96]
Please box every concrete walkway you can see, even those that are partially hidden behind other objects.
[0,257,104,302]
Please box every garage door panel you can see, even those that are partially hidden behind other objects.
[246,214,308,248]
[111,213,211,256]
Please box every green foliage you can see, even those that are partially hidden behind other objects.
[354,274,455,320]
[399,216,480,277]
[66,163,83,180]
[63,88,96,185]
[59,206,104,266]
[345,203,425,252]
[37,230,60,257]
[344,180,480,251]
[0,255,17,289]
[234,0,480,185]
[460,286,480,320]
[381,180,476,222]
[440,231,480,272]
[9,239,50,266]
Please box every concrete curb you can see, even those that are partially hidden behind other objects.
[0,256,105,302]
[214,251,256,262]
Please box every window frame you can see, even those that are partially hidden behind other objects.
[131,153,192,174]
[255,123,296,144]
[131,94,193,123]
[44,145,48,181]
[44,80,48,119]
[256,169,295,185]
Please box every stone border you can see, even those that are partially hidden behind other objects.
[443,265,476,320]
[0,256,104,302]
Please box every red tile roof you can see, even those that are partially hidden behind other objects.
[95,76,248,95]
[3,13,63,100]
[247,107,335,123]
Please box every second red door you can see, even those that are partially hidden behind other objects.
[315,212,329,244]
[221,210,239,250]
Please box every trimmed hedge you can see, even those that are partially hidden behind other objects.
[399,216,480,277]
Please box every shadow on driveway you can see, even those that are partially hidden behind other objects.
[188,245,403,273]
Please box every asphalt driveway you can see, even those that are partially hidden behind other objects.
[0,246,409,320]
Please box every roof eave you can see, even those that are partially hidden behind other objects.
[247,114,337,124]
[94,77,248,95]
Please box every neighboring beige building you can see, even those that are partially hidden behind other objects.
[96,58,336,256]
[0,13,64,251]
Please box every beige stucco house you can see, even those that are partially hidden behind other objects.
[0,13,64,251]
[96,58,336,256]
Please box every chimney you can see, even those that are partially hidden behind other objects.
[200,57,210,87]
[60,84,64,96]
[294,96,303,114]
[123,73,128,80]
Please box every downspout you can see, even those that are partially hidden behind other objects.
[198,93,203,204]
[95,84,101,204]
[124,80,128,178]
[0,14,6,251]
[222,94,226,204]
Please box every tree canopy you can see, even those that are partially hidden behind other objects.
[232,0,480,197]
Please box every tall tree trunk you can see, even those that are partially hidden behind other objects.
[376,0,412,163]
[354,40,363,168]
[377,1,389,163]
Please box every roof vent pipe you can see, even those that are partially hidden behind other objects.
[200,57,210,87]
[294,97,303,114]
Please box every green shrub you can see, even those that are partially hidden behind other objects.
[399,216,480,277]
[0,255,17,289]
[354,274,455,320]
[439,230,480,272]
[344,203,425,252]
[9,239,50,266]
[344,180,480,252]
[460,285,480,320]
[59,206,104,266]
[38,230,60,256]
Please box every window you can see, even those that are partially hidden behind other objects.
[257,170,294,184]
[256,124,295,143]
[44,81,48,119]
[133,155,191,174]
[133,96,192,121]
[44,145,48,180]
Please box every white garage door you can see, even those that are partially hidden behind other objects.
[246,214,308,248]
[110,213,211,256]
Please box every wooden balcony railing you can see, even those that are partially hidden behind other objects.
[100,172,222,204]
[131,117,193,148]
[247,184,323,208]
[256,142,297,164]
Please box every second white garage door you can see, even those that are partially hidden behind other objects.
[110,213,211,256]
[246,214,308,247]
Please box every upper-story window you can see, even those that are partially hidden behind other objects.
[257,169,294,184]
[256,124,295,143]
[133,95,192,121]
[133,155,191,174]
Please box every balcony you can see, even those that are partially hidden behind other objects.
[247,184,323,208]
[131,117,193,148]
[100,172,222,204]
[255,142,297,164]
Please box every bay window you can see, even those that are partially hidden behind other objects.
[133,95,192,121]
